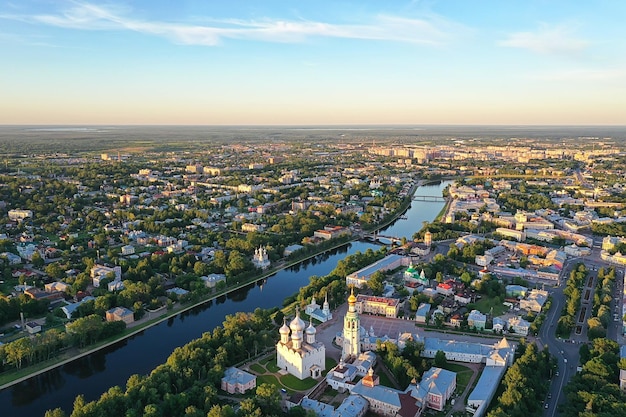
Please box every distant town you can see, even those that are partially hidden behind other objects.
[0,127,625,417]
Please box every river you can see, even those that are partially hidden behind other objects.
[2,181,450,417]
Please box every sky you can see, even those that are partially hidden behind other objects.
[1,0,625,125]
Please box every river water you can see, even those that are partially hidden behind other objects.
[2,181,449,417]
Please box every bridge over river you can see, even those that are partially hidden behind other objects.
[412,195,446,202]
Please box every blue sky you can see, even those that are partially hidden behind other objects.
[1,0,625,125]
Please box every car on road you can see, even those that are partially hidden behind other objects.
[548,393,552,399]
[545,403,549,409]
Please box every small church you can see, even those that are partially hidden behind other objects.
[276,308,326,380]
[252,246,270,269]
[305,294,333,323]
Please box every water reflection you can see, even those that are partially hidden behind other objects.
[227,283,255,302]
[63,353,106,379]
[1,182,451,417]
[10,369,65,406]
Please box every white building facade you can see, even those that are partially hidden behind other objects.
[276,309,325,380]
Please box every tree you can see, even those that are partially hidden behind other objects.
[460,271,472,286]
[207,405,235,417]
[367,271,385,296]
[254,383,282,416]
[44,408,67,417]
[45,263,65,280]
[225,251,248,278]
[31,251,44,268]
[434,350,448,367]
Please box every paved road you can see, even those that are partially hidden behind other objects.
[538,256,624,416]
[537,258,582,416]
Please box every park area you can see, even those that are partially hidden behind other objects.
[247,355,337,394]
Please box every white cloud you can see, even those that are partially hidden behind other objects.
[3,2,465,46]
[498,23,589,57]
[531,67,626,82]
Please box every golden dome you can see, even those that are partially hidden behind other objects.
[348,287,357,304]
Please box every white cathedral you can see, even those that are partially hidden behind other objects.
[276,308,326,380]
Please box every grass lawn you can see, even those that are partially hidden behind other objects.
[249,363,266,374]
[473,296,508,317]
[280,374,318,391]
[266,360,281,373]
[441,362,473,393]
[377,371,394,388]
[259,356,273,366]
[257,374,282,387]
[323,358,337,376]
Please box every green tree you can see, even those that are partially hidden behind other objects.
[460,271,472,286]
[207,405,236,417]
[367,271,385,296]
[31,251,45,268]
[45,263,65,280]
[44,408,67,417]
[254,383,282,416]
[434,350,448,368]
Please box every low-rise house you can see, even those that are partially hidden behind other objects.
[201,273,226,288]
[438,297,456,314]
[468,310,486,330]
[300,395,368,417]
[121,245,135,256]
[508,316,530,336]
[221,367,256,394]
[454,291,472,305]
[25,321,42,334]
[91,264,122,288]
[505,285,528,298]
[61,296,95,319]
[492,317,507,332]
[449,314,462,327]
[415,303,431,324]
[410,367,457,412]
[436,282,454,296]
[314,225,348,240]
[106,307,135,325]
[45,281,70,293]
[1,252,22,265]
[24,288,64,302]
[519,289,548,313]
[108,281,125,291]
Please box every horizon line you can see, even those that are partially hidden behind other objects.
[1,123,626,128]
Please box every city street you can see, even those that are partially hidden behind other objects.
[538,255,623,416]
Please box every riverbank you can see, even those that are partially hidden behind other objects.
[0,236,365,391]
[1,180,447,391]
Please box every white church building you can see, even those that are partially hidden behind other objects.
[305,294,333,323]
[252,246,270,269]
[276,308,326,380]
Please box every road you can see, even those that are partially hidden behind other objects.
[537,258,583,416]
[538,255,625,416]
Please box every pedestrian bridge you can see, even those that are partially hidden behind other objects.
[412,195,446,202]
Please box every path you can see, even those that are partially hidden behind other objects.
[446,363,482,417]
